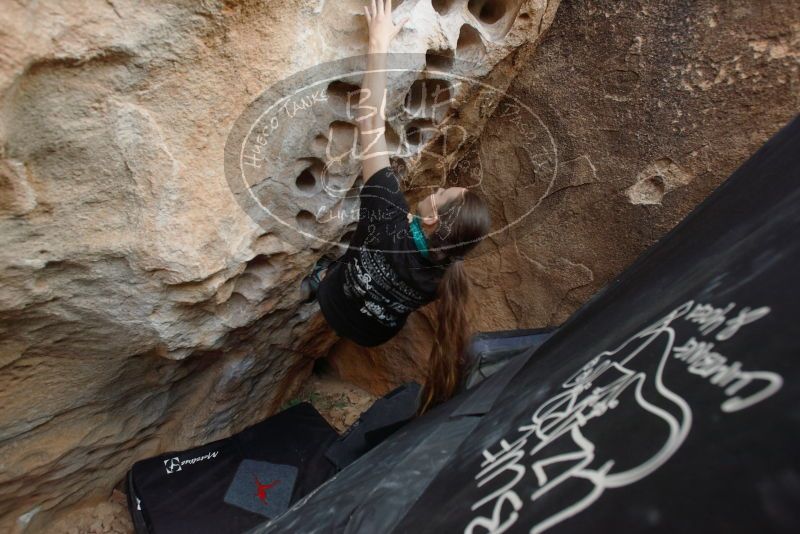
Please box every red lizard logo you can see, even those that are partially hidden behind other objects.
[253,474,280,505]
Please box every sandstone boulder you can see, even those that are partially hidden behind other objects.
[0,0,557,530]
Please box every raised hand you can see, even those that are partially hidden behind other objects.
[364,0,410,51]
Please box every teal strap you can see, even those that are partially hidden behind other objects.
[409,214,430,259]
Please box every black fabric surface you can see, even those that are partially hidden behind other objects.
[127,402,338,534]
[460,328,558,391]
[126,470,150,534]
[317,166,448,347]
[450,343,541,418]
[324,382,421,470]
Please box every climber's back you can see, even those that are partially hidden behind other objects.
[316,165,449,347]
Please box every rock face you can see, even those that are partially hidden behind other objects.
[1,0,798,529]
[0,0,557,530]
[328,0,800,396]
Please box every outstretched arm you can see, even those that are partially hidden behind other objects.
[358,0,409,184]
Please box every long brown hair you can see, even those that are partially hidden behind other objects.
[416,189,491,416]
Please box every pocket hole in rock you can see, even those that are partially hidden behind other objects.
[295,167,318,195]
[404,79,453,123]
[468,0,526,39]
[327,80,362,119]
[296,157,327,193]
[426,48,456,72]
[456,24,487,63]
[431,0,458,16]
[296,209,317,229]
[405,119,437,147]
[468,0,508,25]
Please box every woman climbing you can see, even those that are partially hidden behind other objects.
[301,0,491,416]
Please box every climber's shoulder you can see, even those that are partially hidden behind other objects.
[359,165,407,219]
[362,150,391,185]
[363,164,397,186]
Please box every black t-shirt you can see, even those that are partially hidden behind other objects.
[317,166,449,346]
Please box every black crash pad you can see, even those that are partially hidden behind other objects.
[127,402,338,534]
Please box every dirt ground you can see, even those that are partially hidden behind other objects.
[43,491,132,534]
[282,361,379,433]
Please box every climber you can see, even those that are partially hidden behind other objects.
[300,0,491,416]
